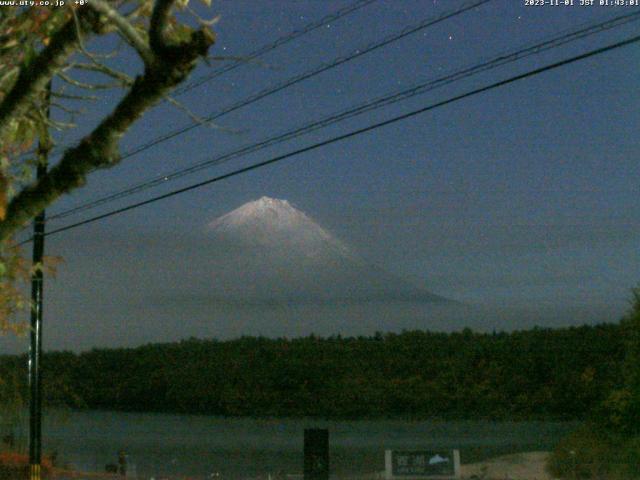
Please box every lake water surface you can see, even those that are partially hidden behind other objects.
[34,410,575,478]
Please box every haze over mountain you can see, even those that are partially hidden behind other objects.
[1,194,623,354]
[204,196,449,305]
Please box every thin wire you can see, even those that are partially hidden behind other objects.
[20,33,639,244]
[11,0,490,239]
[48,9,640,221]
[27,0,491,192]
[13,0,378,162]
[113,0,493,162]
[172,0,379,96]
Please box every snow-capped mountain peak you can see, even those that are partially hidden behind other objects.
[208,196,351,259]
[203,197,448,305]
[210,197,304,230]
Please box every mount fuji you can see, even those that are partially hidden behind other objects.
[209,196,352,260]
[203,197,449,305]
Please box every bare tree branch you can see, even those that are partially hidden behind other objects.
[51,102,85,116]
[149,0,175,55]
[90,0,155,65]
[185,5,220,28]
[149,0,214,59]
[51,90,99,101]
[47,119,78,131]
[57,72,126,90]
[0,10,104,139]
[0,0,215,242]
[71,62,134,86]
[162,94,225,131]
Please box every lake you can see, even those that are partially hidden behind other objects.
[29,410,574,478]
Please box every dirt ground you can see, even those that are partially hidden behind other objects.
[460,451,555,480]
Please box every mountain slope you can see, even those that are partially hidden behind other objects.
[204,197,449,305]
[209,197,351,260]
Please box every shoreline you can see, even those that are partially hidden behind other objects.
[46,452,554,480]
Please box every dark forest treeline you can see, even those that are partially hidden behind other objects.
[0,324,627,420]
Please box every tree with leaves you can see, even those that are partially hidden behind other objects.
[600,287,640,436]
[547,289,640,479]
[0,1,216,332]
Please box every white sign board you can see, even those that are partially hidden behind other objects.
[385,450,460,480]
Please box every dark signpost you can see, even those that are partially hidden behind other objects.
[385,450,460,479]
[29,82,51,480]
[304,429,329,480]
[28,168,45,480]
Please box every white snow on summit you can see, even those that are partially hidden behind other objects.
[208,196,351,259]
[203,196,448,304]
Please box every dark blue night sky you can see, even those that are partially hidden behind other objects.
[5,0,640,352]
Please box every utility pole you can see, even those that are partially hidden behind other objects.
[29,82,51,480]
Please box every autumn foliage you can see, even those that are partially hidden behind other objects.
[0,1,214,334]
[0,451,52,480]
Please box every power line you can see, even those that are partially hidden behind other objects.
[19,0,491,221]
[48,10,640,221]
[14,0,378,163]
[21,33,639,244]
[114,0,493,161]
[172,0,378,96]
[13,0,492,238]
